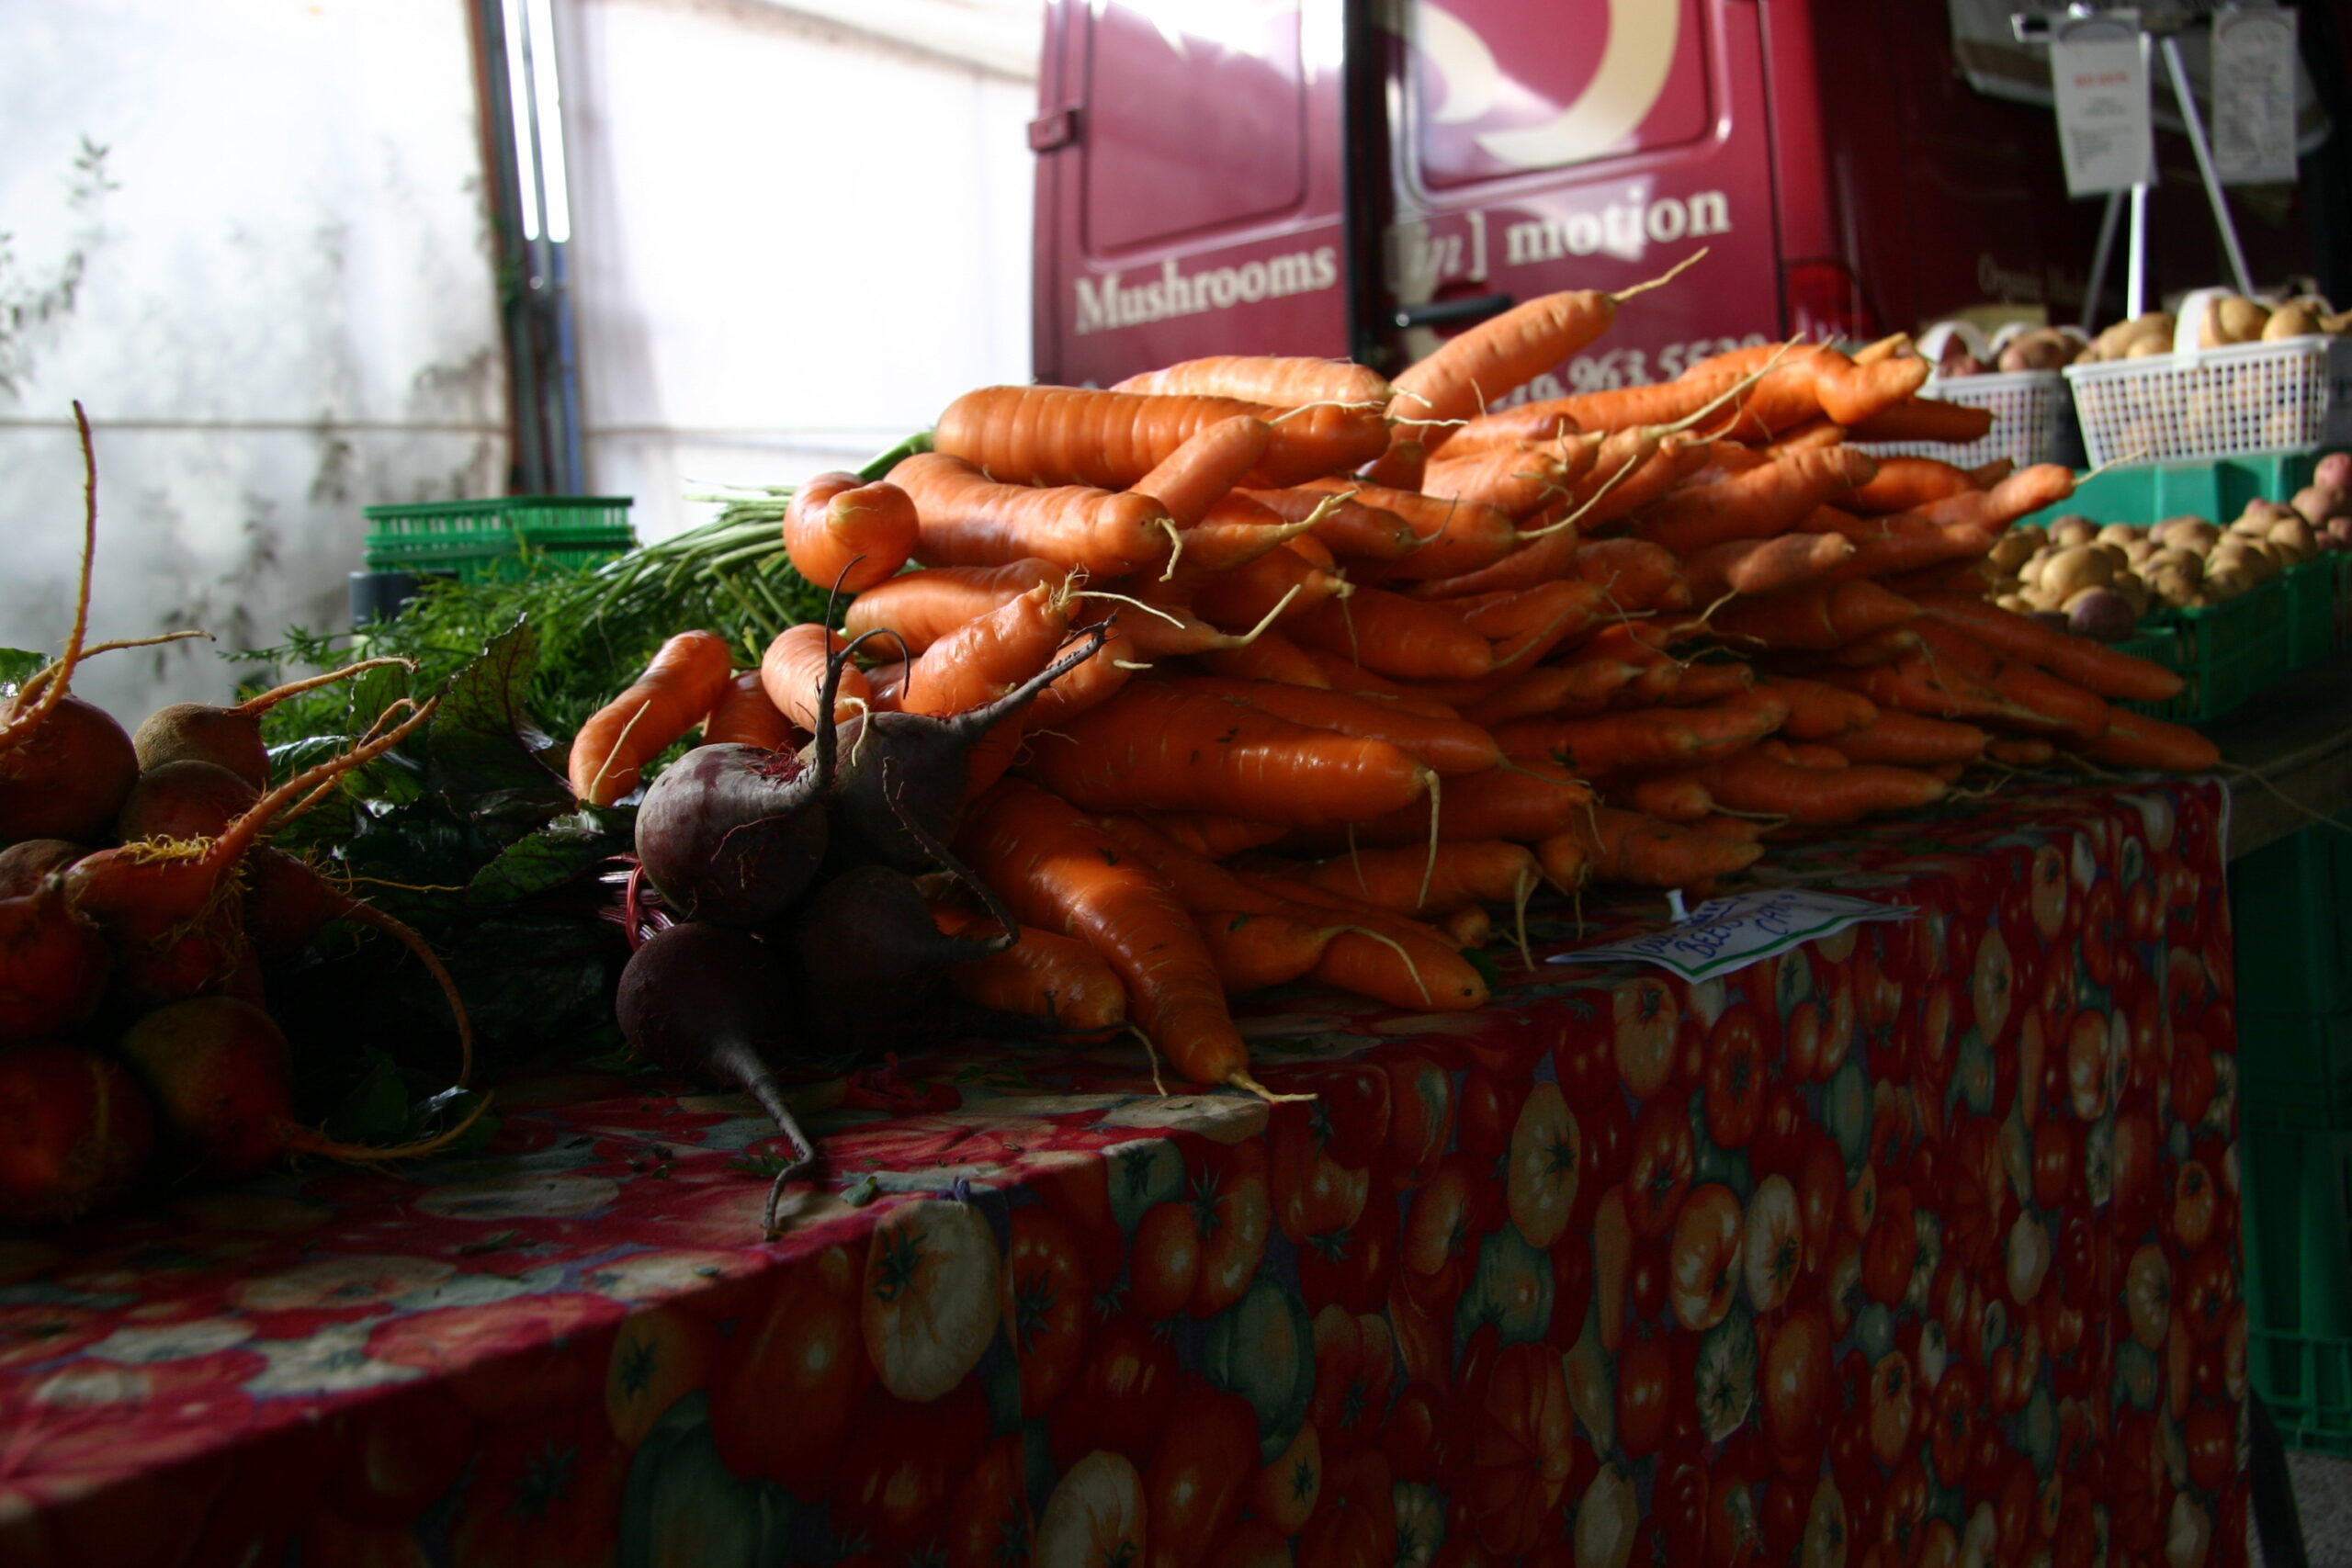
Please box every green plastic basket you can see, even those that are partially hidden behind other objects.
[2015,451,2319,529]
[2105,573,2291,724]
[2241,1115,2352,1456]
[2232,814,2352,1021]
[361,497,635,582]
[2286,558,2339,669]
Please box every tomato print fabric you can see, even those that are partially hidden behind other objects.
[0,781,2247,1568]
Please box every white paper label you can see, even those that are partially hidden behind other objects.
[2211,9,2299,186]
[2049,14,2155,196]
[1548,889,1916,982]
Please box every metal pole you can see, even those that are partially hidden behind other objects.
[2161,31,2258,296]
[2128,181,2149,319]
[2082,187,2125,331]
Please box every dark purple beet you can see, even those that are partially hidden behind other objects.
[820,625,1106,873]
[792,765,1018,1051]
[0,877,111,1043]
[614,921,816,1232]
[0,840,82,899]
[633,626,862,926]
[634,744,832,925]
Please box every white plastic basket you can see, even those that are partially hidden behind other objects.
[1854,369,2072,468]
[2064,289,2352,466]
[1849,320,2073,468]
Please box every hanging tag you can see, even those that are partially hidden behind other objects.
[1548,889,1916,983]
[2211,8,2299,186]
[2049,12,2156,196]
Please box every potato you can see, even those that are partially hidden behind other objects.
[2125,335,2170,358]
[1996,592,2034,614]
[2145,547,2204,581]
[2049,515,2100,548]
[2293,484,2350,527]
[2123,537,2159,567]
[2065,588,2139,643]
[2324,310,2352,335]
[2200,295,2269,347]
[2203,568,2252,601]
[2145,565,2202,608]
[2318,453,2352,491]
[2327,517,2352,548]
[2091,542,2132,567]
[2112,573,2153,618]
[2211,542,2278,583]
[2041,544,2115,600]
[2266,304,2323,341]
[2094,312,2173,359]
[1988,531,2041,573]
[2151,516,2222,552]
[2018,549,2052,590]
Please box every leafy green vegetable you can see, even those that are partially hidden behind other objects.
[0,648,46,690]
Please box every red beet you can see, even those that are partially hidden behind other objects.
[0,839,81,898]
[0,694,138,843]
[121,997,481,1181]
[615,921,815,1233]
[0,878,110,1043]
[113,758,258,842]
[0,1040,154,1224]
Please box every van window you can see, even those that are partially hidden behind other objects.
[1408,0,1712,188]
[1083,0,1306,253]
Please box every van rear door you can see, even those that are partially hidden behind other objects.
[1389,0,1784,402]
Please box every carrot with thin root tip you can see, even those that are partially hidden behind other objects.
[1625,774,1715,824]
[1760,676,1879,739]
[571,630,734,806]
[930,904,1129,1033]
[1133,413,1272,527]
[1845,398,1996,445]
[782,473,919,593]
[1296,479,1519,581]
[1683,533,1856,602]
[1569,807,1766,887]
[1986,736,2057,768]
[1156,677,1500,776]
[934,384,1387,491]
[1711,581,1919,653]
[1458,659,1645,728]
[2075,712,2221,773]
[1303,839,1540,914]
[1297,650,1465,717]
[1846,457,1983,515]
[1190,539,1351,629]
[1023,683,1437,826]
[701,671,796,750]
[1914,592,2186,704]
[845,558,1061,653]
[1195,909,1344,992]
[1240,488,1422,562]
[1761,418,1849,456]
[1390,251,1709,455]
[761,624,876,734]
[958,779,1256,1092]
[1193,629,1332,687]
[895,452,1179,577]
[1678,750,1949,825]
[1113,355,1393,410]
[1492,710,1702,775]
[1826,710,1989,767]
[1147,813,1290,860]
[1285,589,1494,682]
[1281,754,1593,852]
[1656,661,1757,707]
[1230,870,1490,1010]
[899,581,1076,717]
[1632,446,1880,558]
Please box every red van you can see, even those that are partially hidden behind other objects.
[1029,0,2317,397]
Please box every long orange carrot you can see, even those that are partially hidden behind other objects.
[931,903,1128,1032]
[959,780,1250,1089]
[1568,807,1766,886]
[1682,750,1949,825]
[1023,684,1437,825]
[1297,478,1520,581]
[1241,488,1423,562]
[1197,909,1343,992]
[1303,839,1540,914]
[1113,355,1393,410]
[1281,754,1593,851]
[1846,457,1982,515]
[1391,256,1705,457]
[1158,676,1501,776]
[1683,533,1856,602]
[1632,446,1879,557]
[895,452,1176,575]
[1133,413,1272,527]
[1193,629,1333,687]
[1458,658,1645,727]
[571,630,733,805]
[935,385,1385,490]
[1285,589,1495,681]
[899,582,1072,717]
[1760,675,1878,739]
[700,670,796,751]
[847,559,1062,653]
[761,623,875,733]
[2075,711,2221,773]
[1913,592,2185,703]
[1845,398,1995,444]
[1826,710,1989,767]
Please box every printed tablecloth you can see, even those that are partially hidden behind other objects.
[0,781,2246,1568]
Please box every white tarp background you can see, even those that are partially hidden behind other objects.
[0,1,508,724]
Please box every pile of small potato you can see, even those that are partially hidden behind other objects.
[1986,482,2339,641]
[2079,295,2351,363]
[1932,323,2087,378]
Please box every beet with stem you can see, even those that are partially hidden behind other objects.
[821,625,1107,873]
[0,877,111,1043]
[614,920,816,1234]
[131,656,413,790]
[633,625,862,925]
[0,1040,155,1224]
[120,997,485,1182]
[791,759,1021,1052]
[114,758,258,842]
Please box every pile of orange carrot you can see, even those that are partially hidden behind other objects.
[569,258,2215,1094]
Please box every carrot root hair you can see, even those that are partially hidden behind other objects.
[1225,1068,1316,1105]
[1348,923,1431,1006]
[2,401,100,751]
[1512,866,1537,971]
[1126,1023,1170,1098]
[231,656,417,718]
[1610,246,1708,303]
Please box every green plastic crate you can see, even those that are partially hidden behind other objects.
[2232,813,2352,1019]
[362,496,635,582]
[2016,451,2319,529]
[2286,558,2338,669]
[2241,1116,2352,1456]
[2104,573,2291,723]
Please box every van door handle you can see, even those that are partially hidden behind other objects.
[1028,107,1080,152]
[1393,293,1514,330]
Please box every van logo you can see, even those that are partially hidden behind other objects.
[1410,0,1684,169]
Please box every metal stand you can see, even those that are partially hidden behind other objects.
[2016,6,2264,330]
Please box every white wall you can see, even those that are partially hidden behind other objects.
[561,0,1040,542]
[0,1,506,725]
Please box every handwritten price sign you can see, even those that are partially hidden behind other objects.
[1549,889,1916,982]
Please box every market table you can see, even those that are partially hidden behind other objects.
[0,778,2247,1568]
